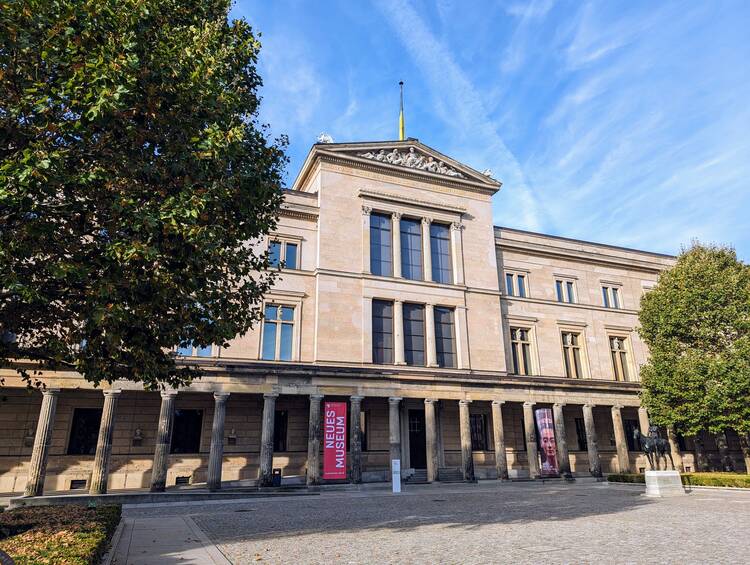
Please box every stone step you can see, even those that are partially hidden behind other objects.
[438,468,464,482]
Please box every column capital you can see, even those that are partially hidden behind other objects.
[553,402,565,408]
[611,404,623,412]
[362,206,372,216]
[424,398,439,405]
[638,406,649,412]
[263,393,279,399]
[523,401,535,408]
[388,396,402,405]
[160,389,178,398]
[213,392,231,402]
[421,216,432,225]
[350,395,364,403]
[42,388,61,396]
[451,221,464,231]
[583,403,596,409]
[309,393,324,401]
[459,399,472,406]
[391,211,402,220]
[103,389,122,397]
[491,399,505,407]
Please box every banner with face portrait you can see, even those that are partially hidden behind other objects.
[534,408,559,477]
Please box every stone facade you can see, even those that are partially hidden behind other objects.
[1,139,747,494]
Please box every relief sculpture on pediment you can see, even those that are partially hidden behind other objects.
[356,146,465,178]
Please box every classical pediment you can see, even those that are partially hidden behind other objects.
[292,139,502,193]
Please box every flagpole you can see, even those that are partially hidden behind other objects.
[399,80,405,141]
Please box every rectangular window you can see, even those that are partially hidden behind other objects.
[370,213,393,276]
[505,272,527,297]
[510,327,532,375]
[285,243,298,269]
[609,336,630,381]
[562,331,584,378]
[575,417,588,450]
[430,223,453,284]
[176,343,214,357]
[555,279,576,303]
[261,304,294,361]
[67,408,102,455]
[403,303,426,366]
[171,409,203,454]
[273,410,288,452]
[434,306,456,368]
[400,218,423,280]
[269,241,282,268]
[602,285,622,308]
[470,414,488,451]
[372,299,394,364]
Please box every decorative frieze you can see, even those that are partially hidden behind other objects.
[356,147,465,178]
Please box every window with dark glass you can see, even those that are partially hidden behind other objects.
[517,274,526,297]
[430,223,452,283]
[510,327,532,375]
[285,243,298,269]
[610,336,630,381]
[400,218,423,280]
[262,304,294,361]
[505,273,515,296]
[171,409,203,454]
[470,414,488,450]
[67,408,102,455]
[403,303,425,366]
[575,417,588,450]
[556,279,575,303]
[562,331,584,378]
[370,213,393,276]
[505,272,527,297]
[273,410,288,451]
[602,285,621,308]
[372,299,394,364]
[269,241,281,268]
[434,306,456,368]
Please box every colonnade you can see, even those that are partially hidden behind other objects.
[23,389,650,496]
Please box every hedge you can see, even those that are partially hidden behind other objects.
[0,505,121,564]
[608,472,750,488]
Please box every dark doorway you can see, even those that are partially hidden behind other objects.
[408,409,427,469]
[67,408,102,455]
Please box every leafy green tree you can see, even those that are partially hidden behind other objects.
[639,243,750,464]
[0,0,286,389]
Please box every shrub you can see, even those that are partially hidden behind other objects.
[606,473,645,484]
[607,472,750,488]
[0,504,121,564]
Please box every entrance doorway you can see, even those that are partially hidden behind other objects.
[408,410,427,469]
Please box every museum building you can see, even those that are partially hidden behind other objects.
[2,139,748,496]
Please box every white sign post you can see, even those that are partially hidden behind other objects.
[391,459,401,493]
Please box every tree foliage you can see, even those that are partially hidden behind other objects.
[0,0,286,389]
[639,243,750,436]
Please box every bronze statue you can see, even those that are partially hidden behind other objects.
[633,425,675,470]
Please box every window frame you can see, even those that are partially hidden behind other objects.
[608,334,633,382]
[175,343,216,358]
[509,326,533,376]
[400,216,424,281]
[470,413,488,451]
[267,234,302,270]
[372,299,395,364]
[434,305,457,368]
[402,302,426,366]
[504,271,529,298]
[601,283,623,309]
[554,277,577,304]
[369,212,393,277]
[260,303,296,361]
[429,221,453,284]
[560,330,587,379]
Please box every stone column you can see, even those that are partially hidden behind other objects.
[391,212,402,278]
[306,394,323,486]
[458,400,475,482]
[491,400,508,480]
[394,300,406,365]
[421,217,432,282]
[738,433,750,475]
[424,399,439,482]
[450,222,465,285]
[523,401,540,479]
[693,434,709,472]
[553,403,572,479]
[349,396,363,484]
[150,389,177,492]
[425,304,438,367]
[611,405,630,473]
[89,389,121,495]
[716,432,734,472]
[637,406,650,435]
[582,404,602,478]
[666,427,684,472]
[207,392,230,491]
[388,397,402,480]
[24,388,60,497]
[259,393,278,487]
[362,206,372,274]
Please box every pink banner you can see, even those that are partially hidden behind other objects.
[323,402,347,480]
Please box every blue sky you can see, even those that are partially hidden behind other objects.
[232,1,750,258]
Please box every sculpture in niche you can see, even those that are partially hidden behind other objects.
[357,147,465,178]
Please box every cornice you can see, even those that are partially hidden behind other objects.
[500,294,640,315]
[358,188,467,215]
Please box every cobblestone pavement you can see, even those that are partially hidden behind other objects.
[123,481,750,564]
